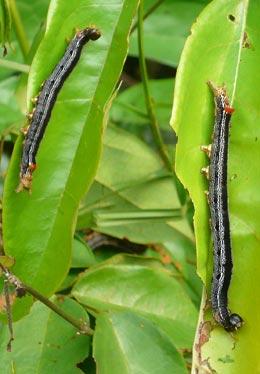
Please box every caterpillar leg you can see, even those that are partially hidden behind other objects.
[31,96,38,104]
[201,166,209,180]
[26,107,35,121]
[20,126,29,135]
[200,144,212,158]
[204,190,210,204]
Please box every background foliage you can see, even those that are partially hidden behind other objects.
[0,0,255,373]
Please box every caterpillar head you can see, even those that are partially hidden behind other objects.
[226,313,243,331]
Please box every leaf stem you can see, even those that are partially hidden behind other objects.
[137,1,173,172]
[3,280,14,351]
[131,0,165,33]
[0,265,94,336]
[9,0,30,58]
[0,58,30,73]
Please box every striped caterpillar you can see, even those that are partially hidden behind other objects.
[201,81,243,331]
[17,27,101,192]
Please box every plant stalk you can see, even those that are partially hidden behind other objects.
[0,58,29,73]
[131,0,165,33]
[0,265,94,336]
[9,0,29,58]
[137,0,173,172]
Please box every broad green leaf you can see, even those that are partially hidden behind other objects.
[96,125,168,189]
[129,0,209,66]
[110,78,174,129]
[72,238,96,268]
[0,297,90,373]
[72,254,198,348]
[94,311,187,374]
[2,0,139,318]
[171,0,258,371]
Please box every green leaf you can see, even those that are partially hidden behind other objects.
[96,125,167,190]
[171,0,258,371]
[110,78,174,129]
[2,0,139,318]
[94,311,187,374]
[72,238,96,268]
[72,254,198,348]
[0,297,90,373]
[129,0,209,66]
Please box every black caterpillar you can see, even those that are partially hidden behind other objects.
[17,27,101,192]
[201,81,243,331]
